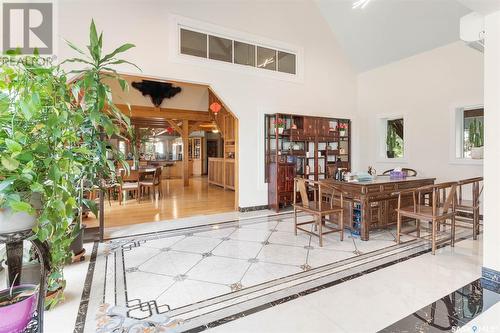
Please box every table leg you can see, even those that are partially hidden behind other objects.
[360,196,369,241]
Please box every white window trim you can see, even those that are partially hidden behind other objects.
[449,104,484,165]
[376,114,408,164]
[168,14,304,83]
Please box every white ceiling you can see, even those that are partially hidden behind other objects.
[316,0,473,72]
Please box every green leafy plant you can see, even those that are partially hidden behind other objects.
[0,19,138,309]
[386,125,403,158]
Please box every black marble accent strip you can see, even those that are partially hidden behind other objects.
[482,266,500,294]
[238,204,269,212]
[73,242,99,333]
[379,278,500,333]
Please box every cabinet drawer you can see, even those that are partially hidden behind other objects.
[381,184,397,192]
[279,192,293,204]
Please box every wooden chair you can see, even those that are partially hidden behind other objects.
[455,177,483,240]
[382,168,418,177]
[293,178,344,247]
[395,182,457,254]
[140,167,163,199]
[118,169,140,204]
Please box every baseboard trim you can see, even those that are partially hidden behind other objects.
[238,204,269,212]
[481,266,500,294]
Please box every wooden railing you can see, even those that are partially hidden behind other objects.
[208,158,235,190]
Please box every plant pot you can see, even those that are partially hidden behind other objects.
[0,284,38,332]
[471,146,484,159]
[70,224,85,257]
[277,127,284,135]
[0,193,41,235]
[339,130,346,137]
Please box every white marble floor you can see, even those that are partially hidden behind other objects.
[208,236,483,333]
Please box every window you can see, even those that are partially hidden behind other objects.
[234,41,255,67]
[277,51,296,74]
[180,29,207,58]
[456,107,484,159]
[209,35,232,62]
[257,46,276,71]
[179,27,297,75]
[385,118,404,159]
[118,140,126,155]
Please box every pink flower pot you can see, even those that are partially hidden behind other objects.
[0,285,38,333]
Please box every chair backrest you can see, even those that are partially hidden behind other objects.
[154,167,162,185]
[382,168,418,176]
[457,177,483,206]
[296,178,310,207]
[121,169,139,182]
[419,182,457,215]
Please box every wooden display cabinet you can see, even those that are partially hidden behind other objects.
[265,113,351,212]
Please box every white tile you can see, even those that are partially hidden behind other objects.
[187,256,250,285]
[194,226,237,239]
[170,236,222,254]
[140,235,185,249]
[268,230,311,247]
[139,251,201,276]
[156,279,230,310]
[123,246,161,268]
[257,244,308,266]
[307,247,357,268]
[230,228,272,242]
[354,238,398,254]
[212,239,263,260]
[241,261,302,287]
[124,271,175,304]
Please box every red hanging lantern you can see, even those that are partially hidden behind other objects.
[210,102,222,115]
[166,127,174,135]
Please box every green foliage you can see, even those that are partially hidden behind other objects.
[468,118,484,148]
[386,124,403,158]
[0,19,137,309]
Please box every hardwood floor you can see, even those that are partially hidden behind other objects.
[84,176,235,228]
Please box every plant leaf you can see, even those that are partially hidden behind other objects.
[101,43,135,63]
[5,139,22,153]
[1,156,19,171]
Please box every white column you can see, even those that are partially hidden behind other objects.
[483,10,500,276]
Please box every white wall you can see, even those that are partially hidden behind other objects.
[356,41,484,182]
[483,10,500,273]
[57,0,357,208]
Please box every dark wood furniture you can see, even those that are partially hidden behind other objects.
[265,113,351,212]
[140,167,163,198]
[382,168,418,176]
[293,178,344,247]
[320,177,435,240]
[119,169,141,204]
[456,177,483,240]
[396,182,457,254]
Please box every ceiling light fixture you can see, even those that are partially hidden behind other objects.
[352,0,372,9]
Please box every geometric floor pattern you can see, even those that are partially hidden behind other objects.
[77,212,470,333]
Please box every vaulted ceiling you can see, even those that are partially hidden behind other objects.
[316,0,474,72]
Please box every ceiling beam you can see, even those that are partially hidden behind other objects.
[116,104,212,122]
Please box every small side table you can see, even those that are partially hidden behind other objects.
[1,229,50,333]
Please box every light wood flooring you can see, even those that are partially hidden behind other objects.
[84,176,235,228]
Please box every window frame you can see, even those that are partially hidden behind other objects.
[169,14,304,83]
[450,105,484,165]
[377,114,408,163]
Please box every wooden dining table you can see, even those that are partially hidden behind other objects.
[320,176,435,241]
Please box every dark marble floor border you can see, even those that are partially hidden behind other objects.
[238,204,270,212]
[379,278,500,332]
[73,241,99,333]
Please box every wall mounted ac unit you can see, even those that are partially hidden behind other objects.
[460,12,485,53]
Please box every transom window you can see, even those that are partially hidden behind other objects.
[386,118,404,159]
[179,27,297,75]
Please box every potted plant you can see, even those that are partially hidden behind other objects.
[469,118,484,159]
[0,284,38,332]
[275,118,285,134]
[339,123,348,137]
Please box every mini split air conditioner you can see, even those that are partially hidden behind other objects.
[460,12,485,53]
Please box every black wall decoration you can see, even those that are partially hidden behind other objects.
[131,80,182,107]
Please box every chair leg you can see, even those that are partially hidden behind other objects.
[451,215,456,247]
[294,208,297,236]
[340,210,344,241]
[318,215,323,247]
[416,219,420,238]
[473,208,479,240]
[396,211,401,244]
[431,219,436,255]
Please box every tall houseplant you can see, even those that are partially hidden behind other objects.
[469,118,484,159]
